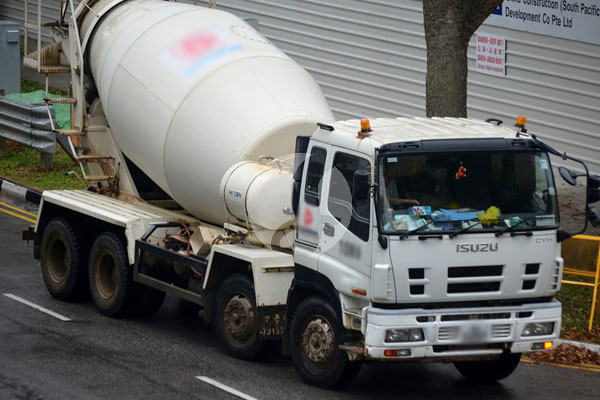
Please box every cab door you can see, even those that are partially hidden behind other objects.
[296,143,330,271]
[318,149,372,277]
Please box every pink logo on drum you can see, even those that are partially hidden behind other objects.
[158,27,243,79]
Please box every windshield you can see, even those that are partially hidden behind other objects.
[377,150,558,235]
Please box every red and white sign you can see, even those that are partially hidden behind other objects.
[476,33,506,77]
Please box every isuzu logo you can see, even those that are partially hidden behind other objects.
[456,243,498,253]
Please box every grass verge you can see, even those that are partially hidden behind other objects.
[20,79,68,96]
[556,274,600,344]
[0,142,85,191]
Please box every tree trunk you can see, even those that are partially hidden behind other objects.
[423,0,502,117]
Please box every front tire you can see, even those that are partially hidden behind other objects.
[40,217,88,300]
[88,232,131,317]
[214,274,263,360]
[290,297,361,388]
[454,353,521,383]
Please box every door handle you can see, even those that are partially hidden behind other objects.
[323,223,335,237]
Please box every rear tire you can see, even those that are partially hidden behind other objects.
[40,217,88,301]
[290,297,362,388]
[454,353,521,383]
[88,232,131,317]
[214,274,263,360]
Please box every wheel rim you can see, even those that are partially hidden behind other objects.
[302,316,335,368]
[223,293,255,343]
[95,251,118,300]
[47,237,69,284]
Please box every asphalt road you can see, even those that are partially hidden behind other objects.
[1,193,599,400]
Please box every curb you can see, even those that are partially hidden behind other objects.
[557,339,600,354]
[0,178,41,204]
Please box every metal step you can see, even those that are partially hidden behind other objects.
[77,155,114,161]
[45,97,77,104]
[57,129,85,136]
[85,175,115,181]
[39,64,71,74]
[23,55,39,69]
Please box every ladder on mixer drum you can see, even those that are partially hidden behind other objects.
[23,0,118,188]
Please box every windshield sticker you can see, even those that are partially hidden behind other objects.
[408,206,432,216]
[536,215,556,226]
[387,157,398,163]
[540,159,549,170]
[455,163,467,180]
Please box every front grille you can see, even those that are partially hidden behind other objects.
[448,282,501,293]
[551,260,561,290]
[409,268,424,279]
[408,267,427,296]
[410,285,425,295]
[448,265,503,278]
[432,343,506,353]
[491,324,512,338]
[447,265,503,294]
[440,313,510,322]
[525,263,540,274]
[522,280,536,290]
[438,327,459,341]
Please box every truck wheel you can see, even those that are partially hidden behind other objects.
[290,297,362,388]
[88,232,131,317]
[214,274,263,360]
[454,353,521,383]
[40,217,88,301]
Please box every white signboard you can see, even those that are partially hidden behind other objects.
[476,33,506,76]
[484,0,600,46]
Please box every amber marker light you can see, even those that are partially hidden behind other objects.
[544,341,553,350]
[360,118,371,132]
[384,349,397,357]
[352,287,367,296]
[357,119,372,138]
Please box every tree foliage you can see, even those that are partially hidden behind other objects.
[423,0,502,117]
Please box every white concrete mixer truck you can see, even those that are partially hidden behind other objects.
[24,0,600,388]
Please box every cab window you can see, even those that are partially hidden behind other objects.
[304,147,327,206]
[327,152,371,241]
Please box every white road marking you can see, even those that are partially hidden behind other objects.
[3,293,71,321]
[195,376,259,400]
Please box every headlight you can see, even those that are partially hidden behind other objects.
[522,322,554,337]
[385,328,424,343]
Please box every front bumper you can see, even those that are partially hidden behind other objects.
[363,300,561,360]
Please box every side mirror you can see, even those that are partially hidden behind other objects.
[353,170,370,201]
[587,174,600,204]
[559,166,578,186]
[588,206,600,227]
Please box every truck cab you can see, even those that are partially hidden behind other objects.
[288,117,563,387]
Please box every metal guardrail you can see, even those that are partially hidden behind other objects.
[562,234,600,331]
[0,95,56,169]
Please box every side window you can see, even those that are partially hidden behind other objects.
[304,147,327,206]
[328,152,371,241]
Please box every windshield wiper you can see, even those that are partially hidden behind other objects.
[400,220,434,239]
[448,220,482,238]
[494,217,535,237]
